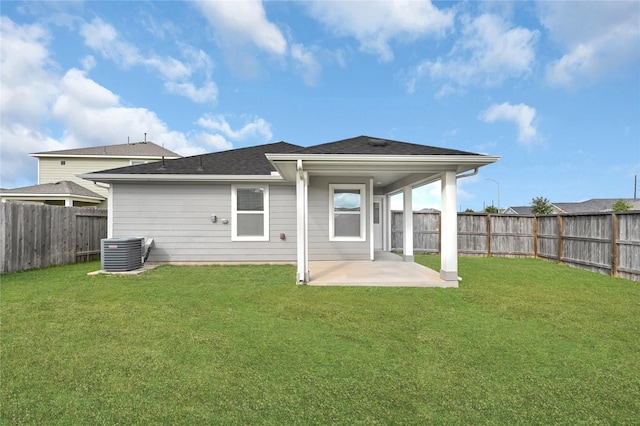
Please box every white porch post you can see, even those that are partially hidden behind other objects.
[385,194,391,252]
[65,198,73,207]
[369,179,374,261]
[440,171,458,281]
[107,185,114,238]
[403,185,413,262]
[296,161,309,283]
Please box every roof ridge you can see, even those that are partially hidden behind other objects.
[30,141,182,157]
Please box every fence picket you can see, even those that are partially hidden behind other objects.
[391,210,640,281]
[1,202,107,273]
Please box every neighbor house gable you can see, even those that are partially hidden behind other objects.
[30,141,181,160]
[28,141,183,206]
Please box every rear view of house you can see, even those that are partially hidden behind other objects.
[81,136,499,283]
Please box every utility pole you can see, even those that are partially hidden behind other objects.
[487,179,500,212]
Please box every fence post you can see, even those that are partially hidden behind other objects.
[611,213,619,277]
[486,214,492,257]
[557,215,564,264]
[533,216,538,258]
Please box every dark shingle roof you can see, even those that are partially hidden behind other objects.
[1,181,104,199]
[93,142,302,175]
[31,141,181,158]
[293,135,482,156]
[88,136,486,176]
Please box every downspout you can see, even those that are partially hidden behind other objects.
[456,167,478,180]
[297,159,304,179]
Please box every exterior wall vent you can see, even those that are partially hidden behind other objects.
[101,237,144,272]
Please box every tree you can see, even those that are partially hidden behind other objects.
[612,199,632,211]
[484,205,499,213]
[531,196,554,215]
[464,208,475,213]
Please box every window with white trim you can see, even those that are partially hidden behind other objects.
[232,185,269,241]
[329,184,366,241]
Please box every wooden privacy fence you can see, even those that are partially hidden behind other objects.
[1,201,108,273]
[391,211,640,281]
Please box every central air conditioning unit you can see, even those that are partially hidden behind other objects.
[101,237,144,272]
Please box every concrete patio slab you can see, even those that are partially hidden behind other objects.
[308,251,457,287]
[87,263,160,276]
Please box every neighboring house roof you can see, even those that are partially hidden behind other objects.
[504,206,534,215]
[0,180,105,202]
[554,198,640,213]
[292,135,482,156]
[505,198,640,214]
[30,141,181,159]
[88,142,302,176]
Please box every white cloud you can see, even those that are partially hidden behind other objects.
[0,17,59,126]
[197,114,273,142]
[0,17,63,187]
[49,68,211,157]
[290,43,321,86]
[306,0,454,61]
[193,0,287,55]
[539,1,640,88]
[193,133,234,152]
[81,55,96,71]
[407,13,537,93]
[0,17,237,188]
[79,17,217,103]
[480,102,538,145]
[164,81,218,103]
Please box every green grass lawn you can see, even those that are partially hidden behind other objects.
[1,256,638,425]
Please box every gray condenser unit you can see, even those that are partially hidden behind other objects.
[101,237,144,272]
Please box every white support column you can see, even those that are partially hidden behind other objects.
[107,185,114,238]
[369,179,374,261]
[440,171,458,281]
[385,194,392,252]
[303,171,309,279]
[65,198,73,207]
[403,186,413,262]
[296,161,309,283]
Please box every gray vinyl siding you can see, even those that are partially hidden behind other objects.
[112,182,297,262]
[308,176,370,261]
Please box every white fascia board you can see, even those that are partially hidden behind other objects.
[266,153,500,165]
[78,173,285,183]
[0,194,104,202]
[266,155,500,177]
[30,153,181,160]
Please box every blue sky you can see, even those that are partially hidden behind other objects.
[1,0,638,211]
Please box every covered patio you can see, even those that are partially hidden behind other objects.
[309,251,454,287]
[266,136,500,286]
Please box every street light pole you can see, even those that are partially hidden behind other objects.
[487,178,500,212]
